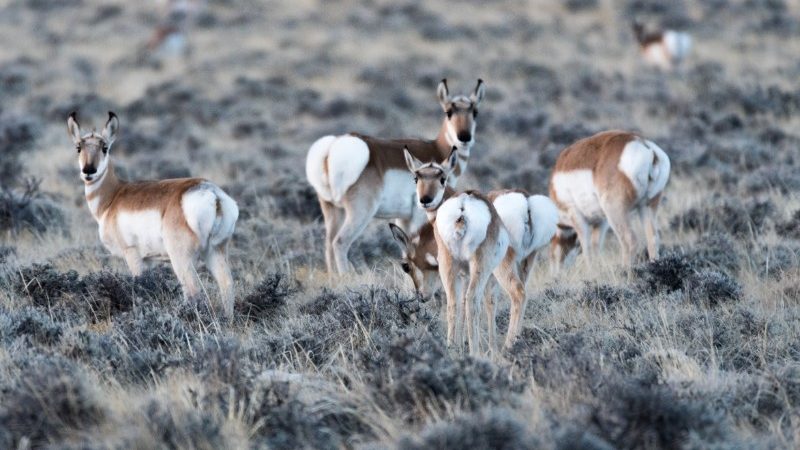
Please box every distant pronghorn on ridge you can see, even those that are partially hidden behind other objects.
[549,130,670,268]
[67,112,239,317]
[632,21,692,71]
[306,79,485,274]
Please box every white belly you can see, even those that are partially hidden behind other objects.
[375,169,416,219]
[551,170,605,223]
[104,210,167,258]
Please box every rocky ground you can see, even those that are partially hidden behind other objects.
[2,0,800,448]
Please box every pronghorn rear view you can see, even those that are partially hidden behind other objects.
[396,151,558,351]
[549,130,670,268]
[67,112,239,317]
[306,79,485,274]
[632,21,692,71]
[404,149,537,355]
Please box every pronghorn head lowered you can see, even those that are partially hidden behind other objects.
[404,146,458,212]
[388,222,439,297]
[438,78,485,148]
[67,111,118,184]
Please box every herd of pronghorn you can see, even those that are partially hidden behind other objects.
[66,23,689,355]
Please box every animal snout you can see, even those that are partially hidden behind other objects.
[457,131,472,142]
[82,165,97,175]
[420,195,433,205]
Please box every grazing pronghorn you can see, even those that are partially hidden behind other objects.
[632,21,692,71]
[306,79,485,274]
[549,130,670,269]
[67,112,238,317]
[403,149,546,354]
[392,158,558,351]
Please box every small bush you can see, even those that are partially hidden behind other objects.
[0,355,106,449]
[0,181,66,235]
[686,270,743,306]
[237,272,297,322]
[12,262,83,306]
[671,199,773,238]
[634,253,695,294]
[399,409,538,450]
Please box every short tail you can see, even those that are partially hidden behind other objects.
[208,187,238,248]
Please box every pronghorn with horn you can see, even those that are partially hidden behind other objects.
[549,130,670,269]
[395,149,558,352]
[67,112,239,316]
[306,79,485,274]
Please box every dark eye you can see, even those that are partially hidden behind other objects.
[101,143,108,154]
[446,109,453,119]
[413,176,418,183]
[472,108,478,118]
[75,145,81,153]
[440,177,446,185]
[401,262,411,273]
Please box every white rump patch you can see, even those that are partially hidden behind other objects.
[551,170,604,222]
[306,134,371,205]
[182,183,239,250]
[663,31,692,62]
[492,192,529,256]
[436,193,492,261]
[527,195,559,251]
[618,140,671,203]
[642,43,671,70]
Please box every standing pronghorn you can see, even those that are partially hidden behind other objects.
[306,79,485,274]
[392,154,558,350]
[549,130,670,268]
[632,21,692,71]
[402,149,549,354]
[67,112,238,317]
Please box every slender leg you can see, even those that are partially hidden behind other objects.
[493,252,526,350]
[166,246,201,305]
[464,259,494,356]
[438,251,459,349]
[332,195,379,273]
[123,247,144,276]
[570,211,593,263]
[319,200,342,274]
[206,243,234,317]
[641,196,661,261]
[483,279,497,356]
[601,200,636,266]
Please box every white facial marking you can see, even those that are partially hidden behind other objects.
[425,253,438,267]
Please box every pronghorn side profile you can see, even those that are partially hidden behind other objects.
[67,112,238,317]
[549,130,670,268]
[392,154,558,350]
[632,21,692,71]
[306,79,485,274]
[403,149,543,354]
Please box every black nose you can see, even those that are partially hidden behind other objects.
[82,166,97,175]
[420,195,433,204]
[457,131,472,142]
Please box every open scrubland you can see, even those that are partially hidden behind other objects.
[2,0,800,448]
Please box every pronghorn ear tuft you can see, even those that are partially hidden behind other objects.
[437,79,450,108]
[470,79,485,105]
[67,111,82,145]
[388,223,409,248]
[403,147,421,173]
[102,111,119,146]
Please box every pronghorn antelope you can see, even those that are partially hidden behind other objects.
[632,21,692,71]
[402,149,551,354]
[147,0,202,57]
[392,154,558,350]
[306,79,485,274]
[549,130,670,269]
[67,112,238,317]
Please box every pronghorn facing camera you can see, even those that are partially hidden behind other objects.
[67,112,239,317]
[306,79,485,274]
[549,130,670,269]
[404,149,531,355]
[632,21,692,71]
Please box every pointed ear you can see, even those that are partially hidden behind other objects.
[470,79,485,105]
[443,146,458,174]
[102,111,119,146]
[404,147,422,173]
[67,111,82,145]
[388,223,409,250]
[436,78,449,110]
